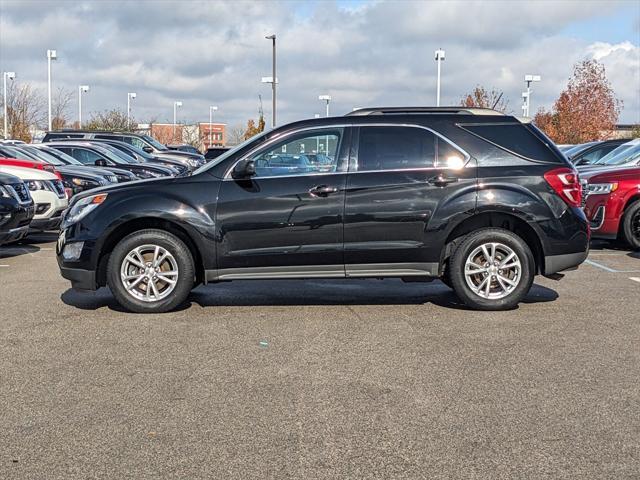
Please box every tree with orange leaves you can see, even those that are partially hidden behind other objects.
[534,59,621,144]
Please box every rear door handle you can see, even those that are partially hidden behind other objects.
[428,174,459,187]
[309,185,338,196]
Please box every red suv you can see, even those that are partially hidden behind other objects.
[582,166,640,249]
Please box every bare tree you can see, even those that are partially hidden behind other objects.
[51,87,74,130]
[85,109,136,131]
[227,123,245,146]
[1,82,46,141]
[460,85,509,113]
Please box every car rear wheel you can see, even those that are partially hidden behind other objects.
[621,200,640,250]
[449,228,535,310]
[107,229,195,313]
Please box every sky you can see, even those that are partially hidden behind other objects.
[0,0,638,129]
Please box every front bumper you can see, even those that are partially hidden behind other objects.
[59,265,97,291]
[0,225,30,245]
[30,209,64,231]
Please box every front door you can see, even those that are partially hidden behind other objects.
[214,127,349,279]
[344,125,477,277]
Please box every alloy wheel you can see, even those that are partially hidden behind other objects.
[464,242,522,300]
[633,210,640,241]
[120,244,179,302]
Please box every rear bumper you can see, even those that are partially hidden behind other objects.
[59,266,97,291]
[544,251,589,275]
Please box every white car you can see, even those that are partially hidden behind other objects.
[0,165,68,231]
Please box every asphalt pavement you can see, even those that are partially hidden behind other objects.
[1,234,639,479]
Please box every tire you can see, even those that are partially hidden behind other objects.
[449,228,535,311]
[107,229,195,313]
[621,200,640,251]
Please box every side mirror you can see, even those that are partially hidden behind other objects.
[232,159,256,178]
[95,158,107,167]
[142,146,153,153]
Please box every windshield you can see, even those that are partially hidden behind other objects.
[42,147,84,165]
[91,145,131,165]
[597,142,640,166]
[565,142,597,158]
[193,131,270,175]
[23,146,66,166]
[98,144,136,163]
[141,134,168,151]
[2,145,36,161]
[595,141,640,165]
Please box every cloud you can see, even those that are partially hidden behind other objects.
[0,0,637,127]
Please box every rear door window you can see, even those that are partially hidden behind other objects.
[356,126,465,172]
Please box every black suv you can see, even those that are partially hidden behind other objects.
[0,172,34,245]
[56,107,589,313]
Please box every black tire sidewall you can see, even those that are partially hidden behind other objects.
[450,228,535,310]
[622,201,640,250]
[107,229,194,313]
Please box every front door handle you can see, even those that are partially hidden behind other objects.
[309,185,338,197]
[428,174,459,187]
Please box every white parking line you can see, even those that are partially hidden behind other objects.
[0,265,9,268]
[630,277,640,284]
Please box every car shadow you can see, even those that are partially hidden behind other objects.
[0,232,58,259]
[61,279,558,313]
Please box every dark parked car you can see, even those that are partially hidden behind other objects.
[55,138,191,175]
[46,142,174,179]
[204,147,230,161]
[42,130,205,167]
[167,144,200,155]
[568,139,628,166]
[10,145,115,196]
[56,107,589,313]
[0,172,34,245]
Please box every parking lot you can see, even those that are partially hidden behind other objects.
[1,234,639,479]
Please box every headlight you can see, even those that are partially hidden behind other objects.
[0,185,13,198]
[62,193,108,227]
[587,183,618,195]
[69,178,99,188]
[188,159,199,168]
[27,180,47,191]
[116,174,132,182]
[141,170,163,178]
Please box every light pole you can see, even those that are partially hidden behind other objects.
[3,71,15,140]
[522,74,541,118]
[209,105,218,147]
[435,49,445,107]
[314,113,320,152]
[127,92,136,129]
[318,95,331,153]
[47,49,57,131]
[265,34,276,128]
[173,101,182,143]
[78,85,89,127]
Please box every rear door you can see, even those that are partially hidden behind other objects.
[344,125,476,277]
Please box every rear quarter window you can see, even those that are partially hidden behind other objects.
[459,123,564,164]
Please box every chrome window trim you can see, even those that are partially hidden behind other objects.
[223,123,471,180]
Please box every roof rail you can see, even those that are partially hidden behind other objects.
[345,106,505,117]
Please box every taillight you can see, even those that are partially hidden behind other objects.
[544,167,582,208]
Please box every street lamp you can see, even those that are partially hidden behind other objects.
[522,74,541,118]
[435,49,445,107]
[173,101,182,142]
[3,71,15,140]
[47,49,57,131]
[127,92,136,129]
[318,95,331,117]
[265,34,276,128]
[209,105,218,146]
[78,85,89,127]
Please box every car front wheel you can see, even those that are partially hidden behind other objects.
[621,200,640,250]
[107,229,195,313]
[449,228,535,310]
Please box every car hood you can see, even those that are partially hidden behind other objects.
[71,175,176,204]
[54,166,109,181]
[0,164,58,181]
[0,171,21,184]
[581,165,640,183]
